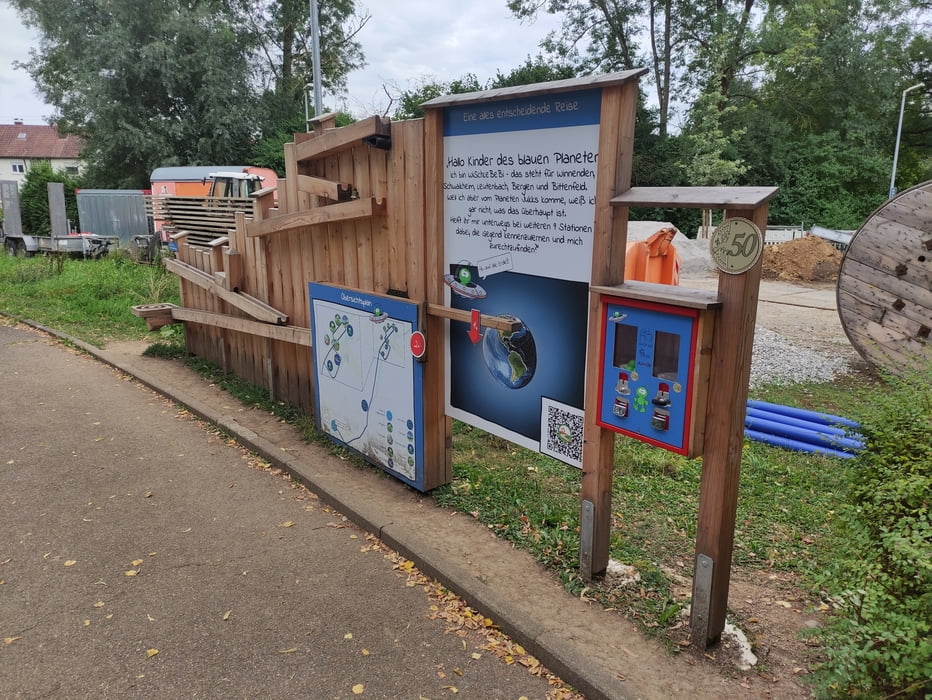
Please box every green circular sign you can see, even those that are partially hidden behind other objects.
[709,217,763,274]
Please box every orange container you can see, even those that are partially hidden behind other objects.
[624,227,681,285]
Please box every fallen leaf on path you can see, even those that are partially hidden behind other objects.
[64,560,77,567]
[146,649,159,658]
[352,684,364,695]
[124,570,138,577]
[442,686,459,694]
[222,610,232,621]
[279,521,296,528]
[278,647,298,654]
[344,633,353,640]
[93,601,105,608]
[83,620,91,627]
[132,559,144,566]
[361,648,369,656]
[4,636,23,645]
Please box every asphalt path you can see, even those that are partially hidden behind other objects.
[0,322,556,699]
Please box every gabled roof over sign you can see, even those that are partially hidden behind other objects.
[0,123,84,159]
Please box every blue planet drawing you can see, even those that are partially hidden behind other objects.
[481,315,537,389]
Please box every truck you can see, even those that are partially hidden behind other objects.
[150,166,277,247]
[1,180,114,258]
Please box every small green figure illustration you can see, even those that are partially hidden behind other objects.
[633,386,649,413]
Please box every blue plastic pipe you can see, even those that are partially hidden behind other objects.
[744,414,865,453]
[747,399,860,430]
[746,406,851,437]
[744,428,857,459]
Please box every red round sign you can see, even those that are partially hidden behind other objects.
[410,330,426,359]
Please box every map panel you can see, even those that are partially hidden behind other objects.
[309,283,426,491]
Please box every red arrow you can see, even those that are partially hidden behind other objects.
[468,309,481,344]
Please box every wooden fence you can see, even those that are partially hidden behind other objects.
[164,113,423,412]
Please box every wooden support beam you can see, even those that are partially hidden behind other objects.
[296,174,353,201]
[222,248,244,291]
[293,115,391,162]
[691,203,770,648]
[245,197,386,238]
[426,304,523,332]
[164,257,288,325]
[170,307,311,346]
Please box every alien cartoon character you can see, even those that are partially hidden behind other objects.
[633,386,649,413]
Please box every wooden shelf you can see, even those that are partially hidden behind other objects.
[591,280,721,309]
[611,186,778,209]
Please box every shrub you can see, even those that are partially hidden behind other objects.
[807,369,932,698]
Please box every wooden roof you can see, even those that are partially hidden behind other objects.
[420,69,648,109]
[0,123,83,159]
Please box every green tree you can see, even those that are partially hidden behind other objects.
[18,161,82,237]
[391,74,485,121]
[11,0,367,188]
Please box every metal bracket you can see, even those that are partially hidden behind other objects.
[579,499,595,579]
[691,553,714,646]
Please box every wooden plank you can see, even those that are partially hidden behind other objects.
[591,281,722,309]
[245,197,386,238]
[612,187,779,209]
[296,173,353,201]
[165,257,288,324]
[692,201,770,647]
[339,148,361,289]
[404,119,426,301]
[387,120,409,294]
[421,107,452,490]
[353,145,375,292]
[579,82,635,579]
[421,69,647,108]
[842,258,932,314]
[293,115,391,162]
[426,304,522,331]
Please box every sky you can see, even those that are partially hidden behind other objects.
[0,2,564,124]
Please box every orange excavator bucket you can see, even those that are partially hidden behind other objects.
[624,227,681,285]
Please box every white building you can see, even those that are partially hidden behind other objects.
[0,119,84,188]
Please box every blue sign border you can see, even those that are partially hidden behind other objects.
[443,89,601,136]
[309,283,427,491]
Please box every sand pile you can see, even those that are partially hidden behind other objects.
[761,236,843,282]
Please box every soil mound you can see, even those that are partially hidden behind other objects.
[762,235,843,282]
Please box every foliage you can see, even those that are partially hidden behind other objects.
[0,253,179,345]
[10,0,367,188]
[392,74,485,121]
[805,370,932,698]
[18,161,82,237]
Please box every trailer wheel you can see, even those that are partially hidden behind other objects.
[4,238,24,257]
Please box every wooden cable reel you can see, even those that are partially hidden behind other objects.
[837,180,932,374]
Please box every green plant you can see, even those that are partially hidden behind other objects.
[806,369,932,698]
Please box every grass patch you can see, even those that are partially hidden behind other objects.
[0,253,180,346]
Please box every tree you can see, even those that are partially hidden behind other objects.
[10,0,367,188]
[19,161,82,237]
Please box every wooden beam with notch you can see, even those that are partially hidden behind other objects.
[293,115,391,162]
[164,258,288,324]
[297,174,353,201]
[245,197,385,238]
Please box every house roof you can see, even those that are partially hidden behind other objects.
[0,122,84,159]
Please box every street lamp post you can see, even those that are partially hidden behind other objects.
[888,83,925,199]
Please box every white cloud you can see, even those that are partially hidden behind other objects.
[0,1,562,124]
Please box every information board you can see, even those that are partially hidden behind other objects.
[309,283,427,491]
[442,89,601,465]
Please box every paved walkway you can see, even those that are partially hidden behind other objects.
[1,319,748,699]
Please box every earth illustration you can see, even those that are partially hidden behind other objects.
[481,315,537,389]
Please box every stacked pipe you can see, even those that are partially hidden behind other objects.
[744,399,864,459]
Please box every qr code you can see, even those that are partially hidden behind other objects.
[540,397,584,469]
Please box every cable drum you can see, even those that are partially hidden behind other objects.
[836,180,932,374]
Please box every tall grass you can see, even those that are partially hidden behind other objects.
[0,253,180,346]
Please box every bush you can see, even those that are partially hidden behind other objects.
[807,370,932,698]
[19,160,83,237]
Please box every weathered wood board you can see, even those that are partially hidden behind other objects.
[838,181,932,373]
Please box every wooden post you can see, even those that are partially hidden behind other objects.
[691,202,770,646]
[579,81,638,579]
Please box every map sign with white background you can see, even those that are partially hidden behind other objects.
[309,283,427,490]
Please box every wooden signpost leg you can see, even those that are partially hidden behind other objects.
[691,204,769,646]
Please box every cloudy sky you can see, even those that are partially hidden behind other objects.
[0,2,564,124]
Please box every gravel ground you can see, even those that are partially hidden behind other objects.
[750,325,856,388]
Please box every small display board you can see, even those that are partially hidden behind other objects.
[309,283,427,491]
[597,296,701,455]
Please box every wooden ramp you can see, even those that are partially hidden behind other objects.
[837,180,932,374]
